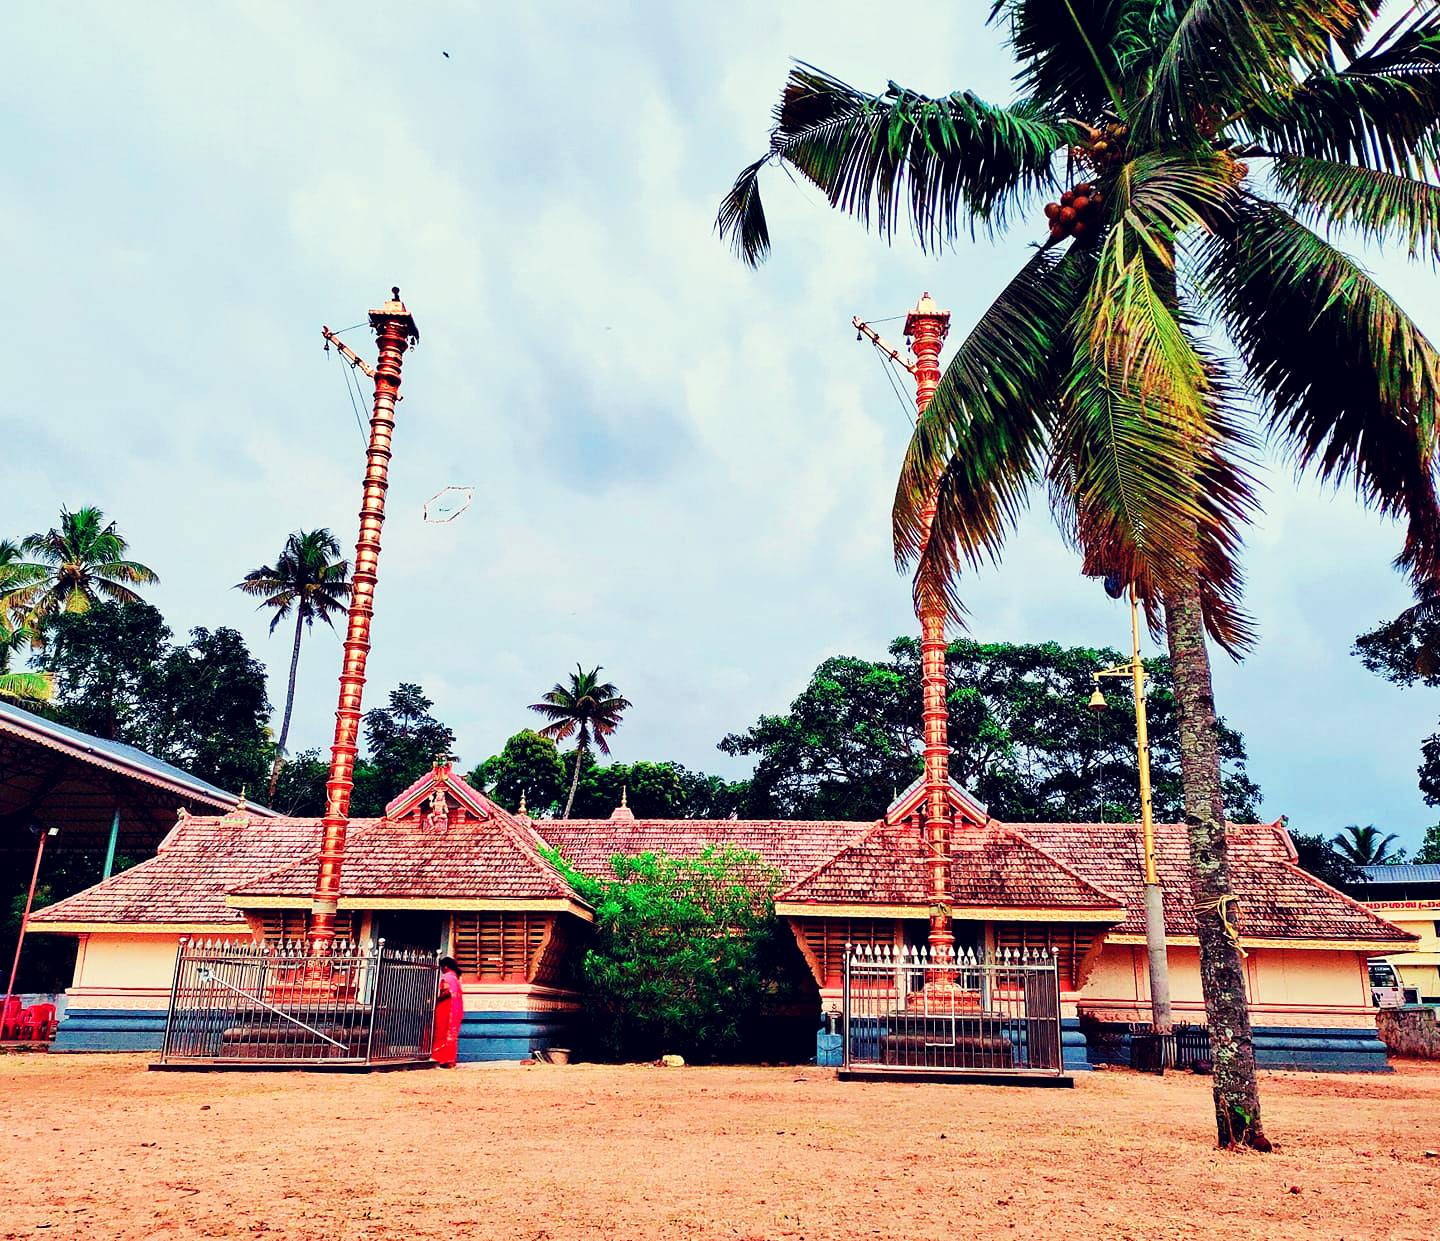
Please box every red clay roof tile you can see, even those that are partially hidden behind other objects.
[777,820,1124,912]
[1018,821,1412,943]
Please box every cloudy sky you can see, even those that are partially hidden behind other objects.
[5,3,1437,848]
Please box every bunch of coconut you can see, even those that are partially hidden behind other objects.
[1044,183,1104,243]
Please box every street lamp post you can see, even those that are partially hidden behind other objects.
[1089,588,1173,1050]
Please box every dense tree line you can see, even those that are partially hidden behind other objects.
[1354,603,1440,864]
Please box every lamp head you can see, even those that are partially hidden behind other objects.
[1087,687,1108,712]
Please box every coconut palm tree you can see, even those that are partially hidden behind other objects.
[719,4,1440,1149]
[0,616,50,704]
[529,665,631,818]
[1331,823,1404,866]
[236,529,351,802]
[12,508,158,634]
[0,540,50,703]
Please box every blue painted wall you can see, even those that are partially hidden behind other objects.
[1082,1023,1391,1073]
[50,1007,578,1061]
[1253,1026,1391,1072]
[50,1006,1393,1072]
[457,1009,577,1062]
[51,1008,167,1052]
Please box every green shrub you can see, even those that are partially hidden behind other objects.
[544,846,785,1062]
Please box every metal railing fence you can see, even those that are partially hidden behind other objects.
[159,937,438,1066]
[1129,1022,1212,1073]
[842,943,1065,1075]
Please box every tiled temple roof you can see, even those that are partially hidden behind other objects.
[232,813,581,904]
[776,820,1124,915]
[31,812,320,926]
[29,757,1414,946]
[1021,821,1411,943]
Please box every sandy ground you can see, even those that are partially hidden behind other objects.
[0,1056,1436,1241]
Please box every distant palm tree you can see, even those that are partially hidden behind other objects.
[0,540,49,702]
[11,507,158,635]
[529,665,631,819]
[236,529,351,801]
[1331,824,1403,867]
[0,615,50,704]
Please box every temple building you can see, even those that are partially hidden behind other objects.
[24,288,1416,1070]
[31,760,1413,1069]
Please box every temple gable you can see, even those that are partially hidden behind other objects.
[384,761,493,829]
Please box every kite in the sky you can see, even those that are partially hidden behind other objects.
[423,486,474,523]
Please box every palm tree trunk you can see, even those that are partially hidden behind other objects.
[266,612,305,803]
[1164,578,1270,1151]
[562,745,584,819]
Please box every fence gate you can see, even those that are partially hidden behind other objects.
[842,944,1066,1079]
[158,938,438,1067]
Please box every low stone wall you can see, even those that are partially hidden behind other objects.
[1376,1006,1440,1060]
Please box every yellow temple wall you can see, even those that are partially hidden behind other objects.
[67,931,187,1009]
[1075,941,1376,1029]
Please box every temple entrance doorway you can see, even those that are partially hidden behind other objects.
[372,911,444,954]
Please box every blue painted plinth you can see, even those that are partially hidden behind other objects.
[457,1009,578,1062]
[50,1008,168,1052]
[1079,1021,1392,1072]
[1253,1026,1391,1072]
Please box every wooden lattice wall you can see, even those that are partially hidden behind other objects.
[790,917,896,988]
[451,912,554,982]
[994,923,1094,990]
[253,911,355,943]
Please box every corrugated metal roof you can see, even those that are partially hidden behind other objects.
[0,699,273,815]
[1359,863,1440,883]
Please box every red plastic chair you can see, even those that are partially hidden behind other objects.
[19,1003,56,1041]
[0,996,21,1040]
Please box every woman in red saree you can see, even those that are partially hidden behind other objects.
[433,956,464,1067]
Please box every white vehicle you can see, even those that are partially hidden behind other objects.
[1367,958,1417,1007]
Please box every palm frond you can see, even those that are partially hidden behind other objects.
[718,63,1070,263]
[989,1,1129,117]
[1031,153,1262,626]
[1133,1,1365,144]
[0,670,53,703]
[1053,338,1260,654]
[1048,325,1258,628]
[1239,7,1440,175]
[1083,151,1234,415]
[894,246,1092,621]
[100,559,160,585]
[94,581,146,606]
[1271,155,1440,263]
[717,158,771,267]
[1201,196,1440,585]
